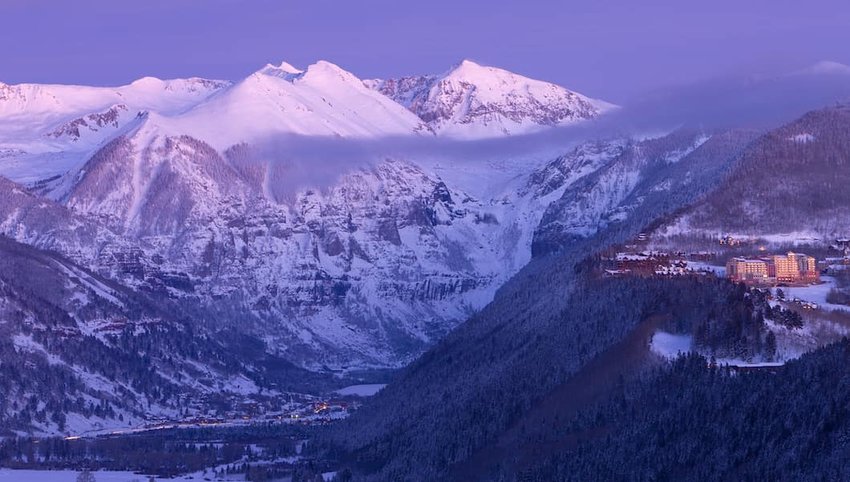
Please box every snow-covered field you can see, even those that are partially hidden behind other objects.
[0,469,151,482]
[713,359,785,368]
[650,331,693,358]
[0,468,293,481]
[775,276,849,313]
[334,384,387,397]
[650,330,788,367]
[654,225,828,247]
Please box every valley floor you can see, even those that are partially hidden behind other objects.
[0,468,334,481]
[0,469,153,482]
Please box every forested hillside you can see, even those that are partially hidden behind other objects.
[668,105,850,236]
[317,270,775,480]
[0,235,334,435]
[522,341,850,481]
[315,107,850,481]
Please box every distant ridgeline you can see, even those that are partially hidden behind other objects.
[664,105,850,238]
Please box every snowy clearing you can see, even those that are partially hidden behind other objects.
[775,276,849,313]
[714,359,785,368]
[650,331,693,359]
[0,469,151,482]
[686,261,726,276]
[335,384,387,397]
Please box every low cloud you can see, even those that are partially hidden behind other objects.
[228,66,850,196]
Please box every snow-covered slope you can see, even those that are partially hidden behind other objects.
[367,60,615,138]
[41,118,601,368]
[0,59,621,370]
[0,76,229,183]
[0,76,228,147]
[0,60,437,184]
[0,76,228,120]
[533,129,760,256]
[172,60,431,149]
[0,234,336,436]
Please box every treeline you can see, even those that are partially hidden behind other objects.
[0,424,307,477]
[827,270,850,306]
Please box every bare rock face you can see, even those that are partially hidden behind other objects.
[48,104,129,141]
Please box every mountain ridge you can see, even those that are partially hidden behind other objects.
[367,59,615,138]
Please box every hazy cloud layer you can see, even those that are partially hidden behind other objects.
[232,68,850,196]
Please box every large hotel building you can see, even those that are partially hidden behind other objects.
[726,252,819,285]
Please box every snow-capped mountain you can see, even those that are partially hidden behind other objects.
[6,55,850,438]
[0,76,229,183]
[0,59,613,371]
[36,115,599,368]
[0,76,228,120]
[172,60,431,150]
[0,59,615,185]
[0,60,437,184]
[367,60,615,138]
[2,57,812,374]
[0,76,228,146]
[0,143,590,371]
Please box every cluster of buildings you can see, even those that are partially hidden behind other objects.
[726,252,819,285]
[833,238,850,255]
[604,251,716,278]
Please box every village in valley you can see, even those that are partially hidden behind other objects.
[603,234,849,288]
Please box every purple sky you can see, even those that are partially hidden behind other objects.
[2,0,849,102]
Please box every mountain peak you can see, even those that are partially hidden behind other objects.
[276,61,303,74]
[129,76,165,88]
[446,59,501,78]
[257,61,303,79]
[454,59,484,69]
[370,61,614,138]
[302,60,356,79]
[258,60,357,84]
[292,60,367,89]
[164,57,427,148]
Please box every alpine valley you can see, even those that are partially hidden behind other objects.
[0,59,625,435]
[2,55,850,456]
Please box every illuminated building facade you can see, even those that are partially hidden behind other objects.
[726,252,819,285]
